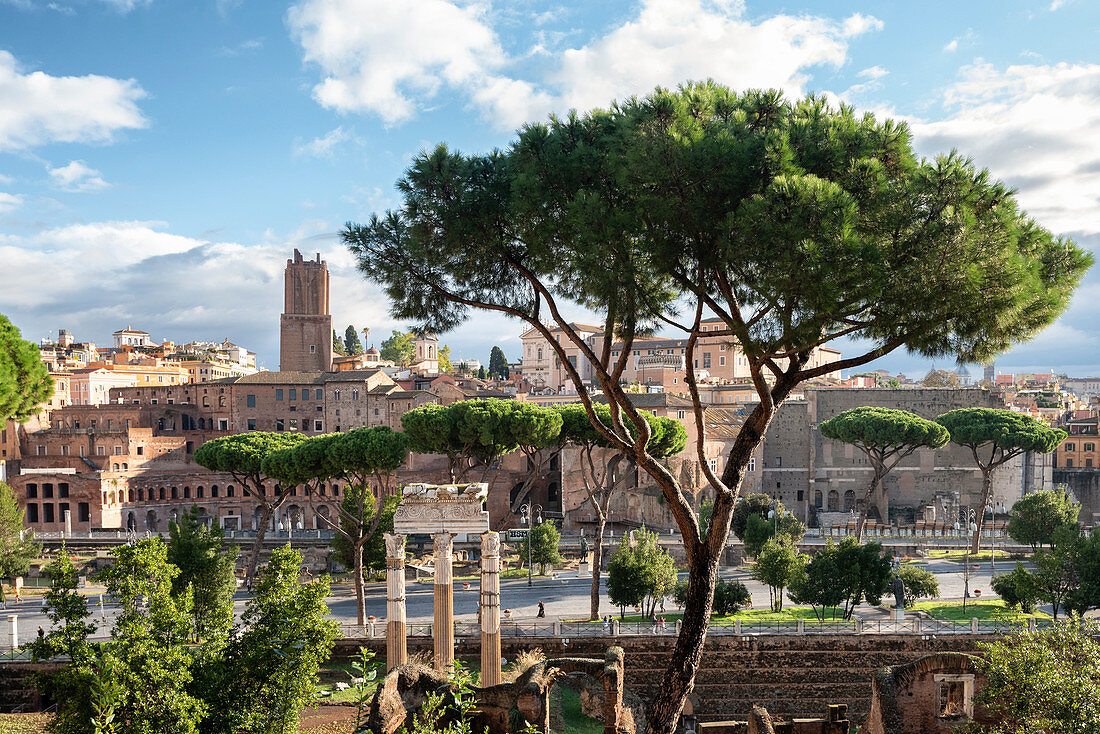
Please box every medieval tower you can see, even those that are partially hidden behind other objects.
[279,249,333,372]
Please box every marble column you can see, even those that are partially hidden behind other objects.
[433,532,455,672]
[384,532,407,671]
[480,531,502,686]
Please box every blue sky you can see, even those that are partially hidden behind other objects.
[1,0,1098,378]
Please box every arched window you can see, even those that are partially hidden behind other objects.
[197,486,205,498]
[547,482,561,509]
[183,486,191,499]
[171,487,178,499]
[159,487,166,500]
[122,463,128,470]
[218,396,226,407]
[145,510,158,531]
[827,490,839,512]
[843,490,856,512]
[211,485,219,498]
[137,488,145,501]
[332,484,340,497]
[108,491,115,504]
[509,482,524,508]
[202,396,209,407]
[814,491,823,509]
[227,485,235,497]
[128,489,134,502]
[314,504,330,529]
[113,463,119,471]
[127,512,136,530]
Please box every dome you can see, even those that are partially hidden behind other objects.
[366,346,380,355]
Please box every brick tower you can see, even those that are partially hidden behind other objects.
[279,249,333,372]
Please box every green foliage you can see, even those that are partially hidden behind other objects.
[488,346,509,379]
[970,620,1100,734]
[788,538,891,620]
[1007,489,1079,549]
[379,330,415,366]
[438,344,452,372]
[0,314,53,424]
[731,494,778,540]
[168,506,238,641]
[936,408,1067,461]
[607,527,677,618]
[30,550,96,663]
[893,565,940,608]
[332,491,399,573]
[332,329,346,356]
[194,432,309,483]
[713,579,752,616]
[208,546,338,734]
[992,563,1040,614]
[0,481,40,579]
[697,496,714,531]
[1029,535,1079,621]
[344,325,363,355]
[789,546,847,621]
[742,507,805,557]
[90,539,205,734]
[521,522,563,574]
[751,537,807,612]
[819,407,950,451]
[1065,529,1100,616]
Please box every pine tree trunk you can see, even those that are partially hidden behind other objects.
[590,517,606,621]
[245,503,273,585]
[643,544,720,734]
[354,541,366,627]
[972,472,992,554]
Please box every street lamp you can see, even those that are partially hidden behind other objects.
[520,502,543,587]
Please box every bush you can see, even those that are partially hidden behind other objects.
[894,565,940,607]
[671,579,689,609]
[993,562,1039,613]
[713,579,751,616]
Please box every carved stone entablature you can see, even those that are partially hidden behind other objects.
[393,483,490,535]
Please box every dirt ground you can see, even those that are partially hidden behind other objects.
[0,708,361,734]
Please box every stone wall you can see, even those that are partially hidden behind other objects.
[334,633,985,725]
[1054,467,1100,525]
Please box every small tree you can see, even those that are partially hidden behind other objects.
[168,506,238,642]
[30,550,96,663]
[343,325,364,355]
[194,432,308,584]
[488,346,509,379]
[712,579,751,616]
[93,539,205,734]
[522,522,563,574]
[438,344,453,372]
[751,537,806,611]
[207,545,339,734]
[937,408,1066,553]
[743,509,805,557]
[1007,488,1079,550]
[379,329,415,366]
[788,546,846,621]
[332,329,346,356]
[0,481,41,581]
[1030,531,1080,621]
[607,528,676,618]
[477,366,487,379]
[992,563,1039,613]
[0,314,53,425]
[818,408,949,540]
[892,565,939,608]
[973,620,1100,732]
[833,538,892,620]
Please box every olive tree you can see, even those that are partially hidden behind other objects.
[937,408,1067,553]
[193,432,308,584]
[819,407,949,540]
[343,83,1091,732]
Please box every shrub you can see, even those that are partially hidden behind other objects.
[993,563,1040,614]
[894,565,940,607]
[713,579,751,616]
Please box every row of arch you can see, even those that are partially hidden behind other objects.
[814,489,857,512]
[127,503,333,532]
[115,482,359,505]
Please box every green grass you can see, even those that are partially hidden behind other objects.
[912,599,1051,622]
[0,715,50,734]
[559,686,605,734]
[924,549,1013,563]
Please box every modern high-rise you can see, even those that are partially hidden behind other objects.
[279,249,332,372]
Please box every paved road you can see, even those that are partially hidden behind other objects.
[3,556,1052,647]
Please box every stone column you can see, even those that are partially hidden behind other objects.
[384,533,407,671]
[480,531,502,686]
[433,532,454,672]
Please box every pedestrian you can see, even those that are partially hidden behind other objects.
[650,613,658,633]
[37,626,44,640]
[0,583,6,609]
[602,615,609,631]
[476,600,481,625]
[537,600,545,618]
[13,586,21,603]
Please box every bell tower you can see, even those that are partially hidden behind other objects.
[279,249,333,372]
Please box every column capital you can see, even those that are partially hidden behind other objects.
[384,532,406,558]
[481,530,501,558]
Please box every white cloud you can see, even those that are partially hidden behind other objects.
[48,160,110,192]
[288,0,882,129]
[0,192,23,213]
[0,51,147,151]
[943,40,958,53]
[293,126,351,158]
[97,0,153,11]
[1050,0,1067,9]
[287,0,506,125]
[943,28,976,54]
[217,38,263,57]
[912,62,1100,235]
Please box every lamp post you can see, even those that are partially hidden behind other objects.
[520,502,543,588]
[962,507,977,612]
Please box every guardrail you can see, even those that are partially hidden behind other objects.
[337,616,1072,640]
